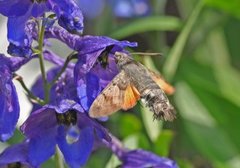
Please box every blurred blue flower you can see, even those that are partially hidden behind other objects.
[20,100,110,167]
[77,0,105,19]
[0,54,33,141]
[77,0,151,19]
[0,0,83,57]
[110,0,151,18]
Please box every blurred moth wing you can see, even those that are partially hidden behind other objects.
[89,71,140,118]
[148,69,175,95]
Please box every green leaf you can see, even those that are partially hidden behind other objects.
[105,155,121,168]
[123,134,140,149]
[177,159,194,168]
[7,129,24,145]
[123,133,150,150]
[140,105,162,142]
[207,29,240,107]
[175,82,216,127]
[109,16,182,39]
[86,149,112,168]
[175,82,238,163]
[205,0,240,19]
[154,130,174,156]
[163,0,205,80]
[119,113,142,137]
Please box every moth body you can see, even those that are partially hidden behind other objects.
[114,52,175,121]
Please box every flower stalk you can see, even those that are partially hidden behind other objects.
[38,16,50,103]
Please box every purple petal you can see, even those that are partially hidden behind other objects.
[0,54,34,141]
[44,26,137,52]
[77,113,111,142]
[57,126,94,167]
[0,141,29,166]
[0,0,31,17]
[8,54,36,72]
[20,108,57,138]
[0,67,19,141]
[20,108,57,167]
[45,26,81,49]
[28,130,57,167]
[47,100,84,114]
[7,11,32,46]
[121,149,178,168]
[75,35,137,55]
[7,11,33,57]
[31,2,50,17]
[76,70,101,111]
[50,0,84,34]
[7,43,32,57]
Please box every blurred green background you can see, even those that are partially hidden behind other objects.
[1,0,240,167]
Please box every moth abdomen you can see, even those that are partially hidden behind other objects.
[141,89,176,121]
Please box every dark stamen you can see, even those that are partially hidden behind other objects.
[56,110,77,126]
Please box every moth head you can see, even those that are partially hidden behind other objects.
[114,51,132,67]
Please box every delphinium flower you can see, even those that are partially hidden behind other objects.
[0,0,83,57]
[21,99,111,167]
[105,135,178,168]
[0,54,33,141]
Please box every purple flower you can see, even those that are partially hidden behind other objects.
[50,0,84,34]
[0,54,33,141]
[0,141,32,168]
[0,0,83,57]
[20,100,110,167]
[120,150,178,168]
[106,135,178,168]
[44,26,137,52]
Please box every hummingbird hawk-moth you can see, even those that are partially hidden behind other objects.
[89,52,176,121]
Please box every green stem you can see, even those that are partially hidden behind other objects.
[55,147,65,168]
[38,16,50,103]
[49,52,76,86]
[14,74,45,105]
[163,0,205,80]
